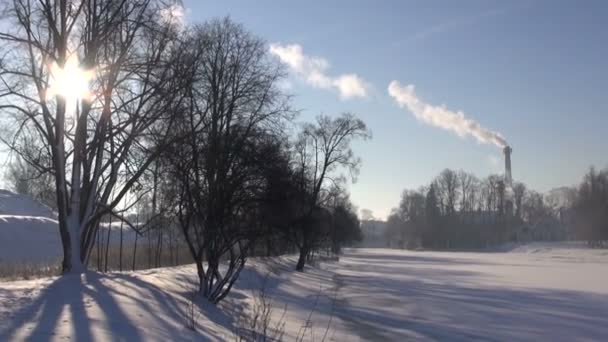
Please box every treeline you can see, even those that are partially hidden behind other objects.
[386,166,608,249]
[571,167,608,246]
[0,0,365,306]
[385,169,554,249]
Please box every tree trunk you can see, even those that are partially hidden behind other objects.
[150,160,159,269]
[156,230,163,268]
[168,233,173,266]
[65,214,85,274]
[104,217,112,272]
[296,245,308,271]
[132,234,138,271]
[147,230,152,269]
[132,214,139,271]
[58,219,72,273]
[266,237,272,257]
[96,223,102,271]
[119,220,124,272]
[195,259,206,294]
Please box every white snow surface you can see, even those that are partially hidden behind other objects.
[1,245,608,341]
[0,190,55,218]
[0,190,61,262]
[0,215,62,262]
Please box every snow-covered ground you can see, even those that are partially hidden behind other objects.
[0,190,56,218]
[0,215,61,262]
[0,190,61,263]
[0,256,342,341]
[1,244,607,341]
[328,246,608,341]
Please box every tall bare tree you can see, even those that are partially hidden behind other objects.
[572,167,608,245]
[512,181,527,220]
[436,168,459,216]
[292,113,370,271]
[458,170,477,213]
[166,18,291,303]
[360,208,375,221]
[0,0,191,273]
[5,155,56,209]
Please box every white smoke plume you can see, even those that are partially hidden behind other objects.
[269,43,369,99]
[388,80,507,148]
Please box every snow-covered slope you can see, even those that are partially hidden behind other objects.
[1,246,608,341]
[0,216,61,262]
[0,256,342,341]
[0,190,55,218]
[0,190,60,262]
[0,190,141,263]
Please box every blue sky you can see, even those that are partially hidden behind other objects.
[2,1,603,220]
[182,0,608,219]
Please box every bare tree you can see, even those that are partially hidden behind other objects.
[0,0,192,273]
[385,189,425,248]
[522,190,550,227]
[572,167,608,245]
[384,210,405,248]
[479,174,502,213]
[458,170,477,213]
[512,181,527,220]
[4,155,56,209]
[166,18,291,303]
[292,113,371,271]
[436,168,459,216]
[324,185,362,254]
[360,208,374,221]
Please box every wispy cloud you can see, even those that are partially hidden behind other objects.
[396,6,520,46]
[388,81,508,148]
[269,43,369,99]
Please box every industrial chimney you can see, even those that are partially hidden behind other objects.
[503,145,512,187]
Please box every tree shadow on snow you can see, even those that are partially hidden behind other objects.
[0,273,144,341]
[0,271,227,341]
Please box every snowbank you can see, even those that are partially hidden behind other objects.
[0,215,61,263]
[0,190,146,263]
[0,190,55,218]
[0,190,60,263]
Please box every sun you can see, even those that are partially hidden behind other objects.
[47,54,94,101]
[160,3,185,25]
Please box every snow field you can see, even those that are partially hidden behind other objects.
[1,245,607,341]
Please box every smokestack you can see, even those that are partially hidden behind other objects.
[503,145,512,187]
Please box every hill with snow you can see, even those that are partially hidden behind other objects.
[0,216,61,263]
[0,190,60,263]
[0,190,55,218]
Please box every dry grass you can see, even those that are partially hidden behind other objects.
[0,260,61,281]
[0,241,193,281]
